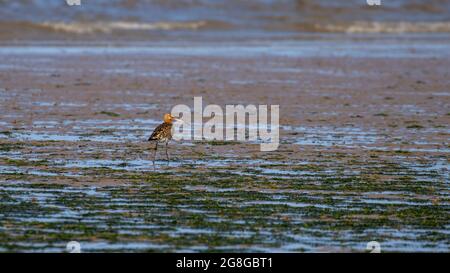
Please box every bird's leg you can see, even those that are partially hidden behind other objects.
[165,141,170,164]
[153,142,158,167]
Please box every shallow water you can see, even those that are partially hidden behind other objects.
[1,40,449,58]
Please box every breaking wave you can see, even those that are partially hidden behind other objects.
[307,21,450,33]
[36,20,222,34]
[7,20,450,36]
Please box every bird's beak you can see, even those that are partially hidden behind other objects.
[172,117,183,124]
[171,115,190,125]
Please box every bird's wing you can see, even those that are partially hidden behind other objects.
[148,122,171,141]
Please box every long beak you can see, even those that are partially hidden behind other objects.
[172,118,183,123]
[173,118,190,126]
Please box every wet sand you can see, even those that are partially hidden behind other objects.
[0,36,449,252]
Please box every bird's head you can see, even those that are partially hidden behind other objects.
[163,113,181,124]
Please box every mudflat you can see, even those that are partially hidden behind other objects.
[0,36,449,252]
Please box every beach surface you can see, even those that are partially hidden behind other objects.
[0,0,449,252]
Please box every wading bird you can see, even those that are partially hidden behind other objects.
[148,113,180,165]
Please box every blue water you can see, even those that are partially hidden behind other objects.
[0,38,449,58]
[1,0,449,24]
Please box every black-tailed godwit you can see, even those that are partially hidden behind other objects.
[148,113,180,165]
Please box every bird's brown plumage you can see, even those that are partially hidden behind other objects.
[148,122,173,142]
